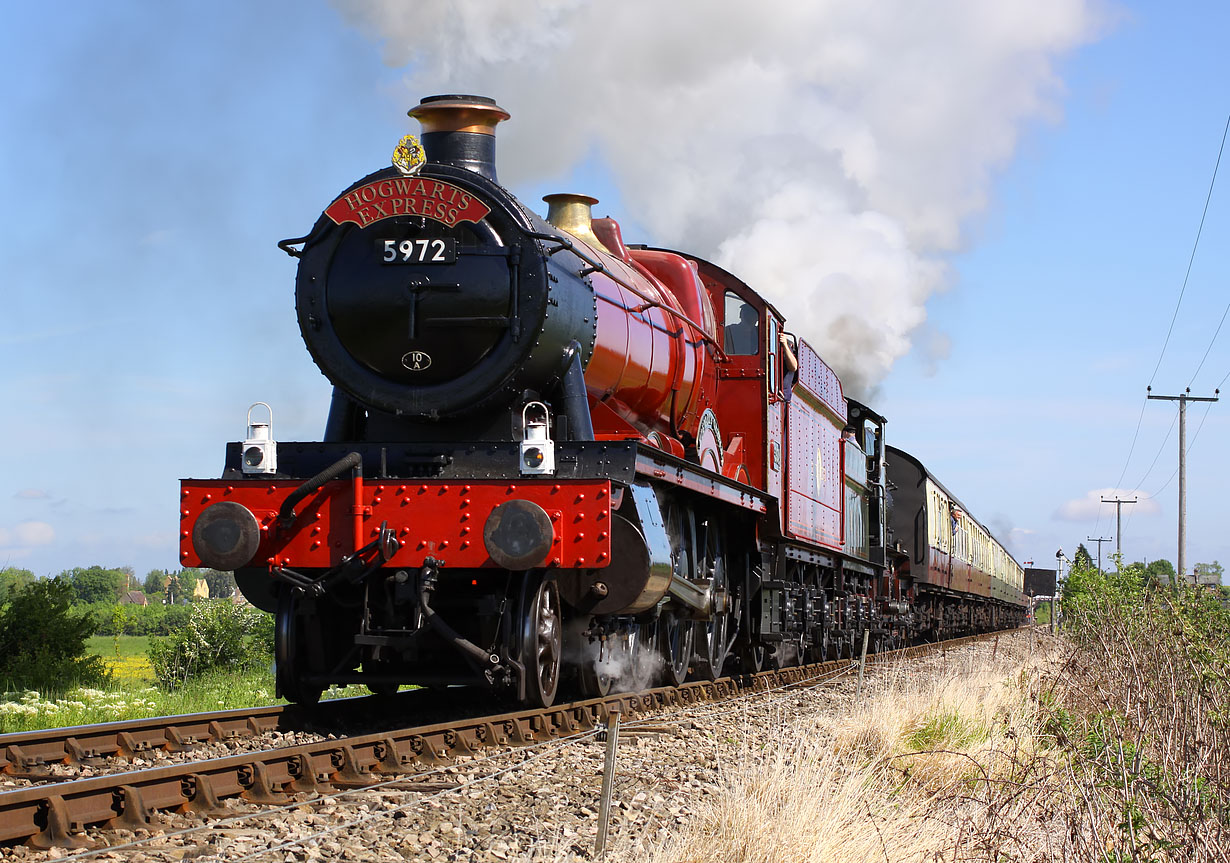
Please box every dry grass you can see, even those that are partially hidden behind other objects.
[645,736,949,863]
[599,602,1230,863]
[614,635,1064,863]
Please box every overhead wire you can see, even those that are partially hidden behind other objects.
[1108,112,1228,541]
[1146,112,1229,389]
[1130,410,1178,491]
[1186,299,1230,388]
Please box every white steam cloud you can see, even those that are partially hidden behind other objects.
[335,0,1102,394]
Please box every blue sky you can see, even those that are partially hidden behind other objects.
[2,1,1227,581]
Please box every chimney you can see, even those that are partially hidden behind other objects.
[408,94,510,182]
[543,193,611,254]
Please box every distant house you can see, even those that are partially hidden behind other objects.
[120,590,149,607]
[192,578,210,600]
[1190,566,1221,588]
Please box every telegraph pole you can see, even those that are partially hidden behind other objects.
[1147,387,1219,579]
[1086,536,1113,573]
[1100,496,1137,559]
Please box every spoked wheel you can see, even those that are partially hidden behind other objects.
[577,657,612,698]
[737,639,766,673]
[519,573,563,708]
[579,623,643,696]
[576,624,615,698]
[693,518,734,680]
[630,619,661,687]
[769,638,803,670]
[622,622,651,691]
[799,566,829,665]
[657,610,694,687]
[275,591,324,705]
[805,620,831,665]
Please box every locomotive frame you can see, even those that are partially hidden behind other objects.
[179,94,1025,707]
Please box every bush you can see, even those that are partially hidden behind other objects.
[1052,559,1230,858]
[0,578,109,691]
[148,601,274,688]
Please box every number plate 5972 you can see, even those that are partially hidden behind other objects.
[381,238,457,264]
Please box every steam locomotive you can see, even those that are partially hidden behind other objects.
[179,95,1025,706]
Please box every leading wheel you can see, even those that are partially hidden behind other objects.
[275,591,324,705]
[519,574,562,708]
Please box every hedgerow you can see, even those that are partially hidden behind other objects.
[148,601,274,689]
[1055,560,1230,857]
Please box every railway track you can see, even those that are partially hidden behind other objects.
[0,632,1001,850]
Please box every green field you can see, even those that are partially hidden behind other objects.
[0,637,369,733]
[87,635,153,684]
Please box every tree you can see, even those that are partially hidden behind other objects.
[167,569,202,604]
[1144,559,1176,587]
[0,568,35,602]
[1193,560,1224,586]
[61,566,125,604]
[201,569,237,599]
[143,570,168,599]
[1074,543,1094,572]
[0,578,108,690]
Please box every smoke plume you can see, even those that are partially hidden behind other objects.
[334,0,1101,395]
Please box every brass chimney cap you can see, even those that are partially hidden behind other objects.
[543,193,610,254]
[543,193,599,207]
[409,94,510,135]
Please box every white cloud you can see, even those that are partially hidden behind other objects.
[334,0,1104,396]
[14,489,50,500]
[0,521,56,549]
[1054,489,1160,522]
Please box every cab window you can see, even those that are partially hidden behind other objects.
[767,316,780,392]
[724,292,759,355]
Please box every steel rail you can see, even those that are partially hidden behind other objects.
[0,695,399,781]
[0,631,1003,849]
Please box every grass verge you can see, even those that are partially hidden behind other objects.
[0,670,368,733]
[620,634,1073,862]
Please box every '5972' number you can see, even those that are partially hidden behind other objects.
[381,238,456,263]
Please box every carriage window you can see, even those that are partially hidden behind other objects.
[724,293,759,355]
